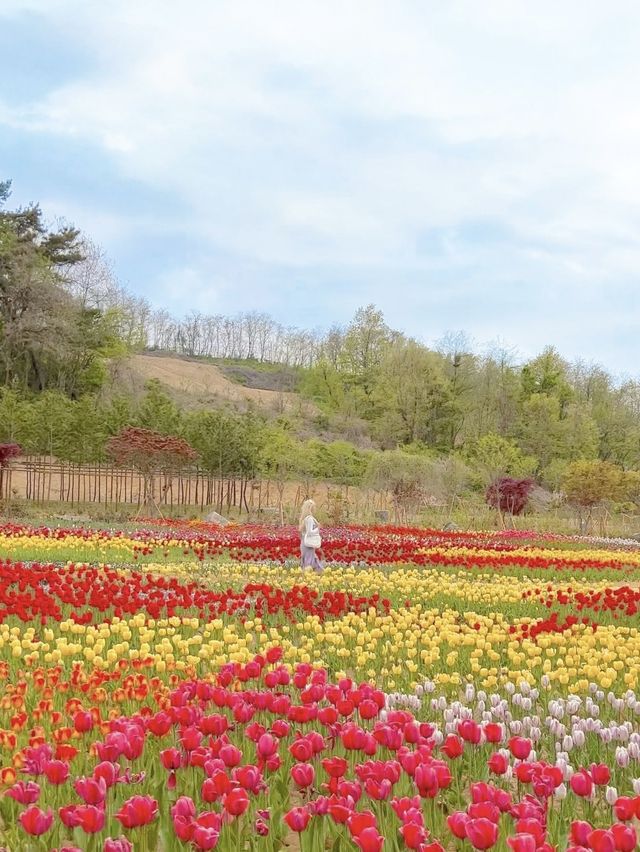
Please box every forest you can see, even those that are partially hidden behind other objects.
[2,180,640,514]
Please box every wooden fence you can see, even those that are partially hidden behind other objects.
[2,457,390,520]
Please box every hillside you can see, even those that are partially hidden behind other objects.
[111,352,313,417]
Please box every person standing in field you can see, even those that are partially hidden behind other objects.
[298,498,323,572]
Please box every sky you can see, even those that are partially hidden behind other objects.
[1,0,640,375]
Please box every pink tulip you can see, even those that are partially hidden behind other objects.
[19,806,54,836]
[284,806,311,833]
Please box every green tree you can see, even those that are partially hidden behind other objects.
[464,433,538,486]
[374,340,453,448]
[563,459,627,533]
[62,396,108,463]
[303,439,368,487]
[257,426,304,522]
[299,359,347,412]
[339,305,392,416]
[517,394,564,470]
[137,380,183,435]
[365,449,434,521]
[0,182,80,391]
[185,409,262,479]
[559,404,599,461]
[521,347,573,408]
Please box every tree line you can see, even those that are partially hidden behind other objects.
[3,180,640,519]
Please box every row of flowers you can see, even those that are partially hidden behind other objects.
[0,572,637,696]
[0,559,389,624]
[1,653,640,851]
[0,561,638,696]
[2,523,640,576]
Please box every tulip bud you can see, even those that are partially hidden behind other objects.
[605,786,618,805]
[616,747,630,768]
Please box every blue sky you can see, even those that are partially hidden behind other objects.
[2,1,640,375]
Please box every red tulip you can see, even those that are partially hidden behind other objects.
[6,780,40,804]
[589,763,611,786]
[219,744,242,767]
[233,764,264,793]
[115,795,158,828]
[359,699,379,720]
[469,802,500,824]
[507,835,537,852]
[103,839,133,852]
[223,788,250,817]
[508,737,532,760]
[19,806,54,836]
[323,757,348,778]
[291,763,315,789]
[570,822,593,846]
[173,815,195,843]
[354,827,384,852]
[328,800,351,823]
[257,733,278,759]
[400,822,428,849]
[44,760,69,786]
[570,770,594,798]
[488,753,509,775]
[466,817,499,850]
[284,807,311,833]
[56,744,79,762]
[266,646,283,663]
[514,819,545,846]
[365,778,392,800]
[73,711,94,733]
[192,825,220,851]
[271,719,291,739]
[59,805,82,829]
[484,723,503,743]
[458,720,482,744]
[348,811,378,838]
[93,761,120,787]
[613,797,636,821]
[441,735,464,759]
[447,812,469,839]
[415,764,439,798]
[161,748,182,770]
[172,796,196,821]
[391,796,422,821]
[74,776,107,805]
[587,829,615,852]
[76,804,105,834]
[180,726,202,752]
[610,823,637,852]
[147,711,172,737]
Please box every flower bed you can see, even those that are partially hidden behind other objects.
[0,524,638,849]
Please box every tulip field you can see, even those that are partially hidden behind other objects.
[0,523,639,851]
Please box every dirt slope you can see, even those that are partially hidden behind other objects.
[117,353,311,415]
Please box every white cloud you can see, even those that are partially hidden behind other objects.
[2,0,640,370]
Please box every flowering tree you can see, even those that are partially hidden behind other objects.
[486,477,535,528]
[106,427,197,517]
[0,442,21,502]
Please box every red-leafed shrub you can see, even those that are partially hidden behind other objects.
[486,477,535,519]
[0,443,21,468]
[106,427,197,473]
[106,427,197,516]
[0,443,21,501]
